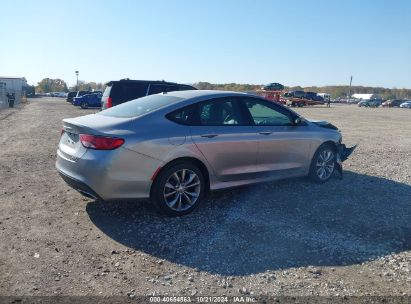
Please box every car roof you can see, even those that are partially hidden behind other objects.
[105,79,195,87]
[161,90,252,99]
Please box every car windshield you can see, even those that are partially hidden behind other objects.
[99,94,183,118]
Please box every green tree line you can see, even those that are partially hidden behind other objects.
[36,78,105,93]
[36,78,68,93]
[69,81,106,92]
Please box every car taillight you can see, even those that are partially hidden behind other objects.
[61,128,65,136]
[79,134,124,150]
[106,97,113,108]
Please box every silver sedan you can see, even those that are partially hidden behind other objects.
[56,90,355,216]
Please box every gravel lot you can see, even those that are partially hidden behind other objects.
[0,98,410,299]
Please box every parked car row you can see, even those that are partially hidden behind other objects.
[382,99,411,108]
[37,92,68,97]
[399,101,411,108]
[358,98,411,108]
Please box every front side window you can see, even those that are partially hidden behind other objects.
[243,98,292,126]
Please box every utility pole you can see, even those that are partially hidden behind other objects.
[75,71,79,90]
[348,75,353,102]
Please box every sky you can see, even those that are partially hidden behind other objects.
[0,0,410,88]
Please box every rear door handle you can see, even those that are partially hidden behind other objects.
[259,131,272,135]
[200,134,218,138]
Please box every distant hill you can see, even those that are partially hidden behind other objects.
[193,82,411,100]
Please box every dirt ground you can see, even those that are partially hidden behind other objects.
[0,98,410,299]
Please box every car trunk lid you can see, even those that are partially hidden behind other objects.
[58,114,134,159]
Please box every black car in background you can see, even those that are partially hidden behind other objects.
[304,91,324,101]
[75,91,92,99]
[286,90,305,99]
[262,83,284,91]
[66,91,78,102]
[101,79,196,109]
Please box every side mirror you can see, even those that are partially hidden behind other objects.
[294,117,304,125]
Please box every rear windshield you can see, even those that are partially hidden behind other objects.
[99,94,183,118]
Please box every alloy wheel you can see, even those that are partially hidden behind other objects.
[163,169,201,211]
[316,150,335,180]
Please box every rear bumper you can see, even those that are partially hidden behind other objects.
[56,147,162,200]
[58,170,102,200]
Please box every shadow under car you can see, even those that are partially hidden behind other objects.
[86,171,411,276]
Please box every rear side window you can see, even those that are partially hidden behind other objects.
[99,94,183,118]
[179,85,195,91]
[166,105,195,125]
[149,84,166,95]
[165,85,180,92]
[110,82,149,105]
[149,84,180,95]
[102,86,112,98]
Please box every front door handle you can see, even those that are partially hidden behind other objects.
[259,131,272,135]
[200,134,218,138]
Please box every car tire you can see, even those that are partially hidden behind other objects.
[81,102,88,109]
[309,144,336,183]
[151,162,205,216]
